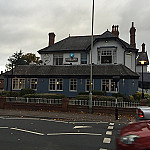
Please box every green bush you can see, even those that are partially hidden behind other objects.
[144,93,150,104]
[133,91,142,101]
[76,95,123,102]
[92,90,106,96]
[20,88,35,96]
[0,91,20,97]
[78,91,106,96]
[23,93,66,99]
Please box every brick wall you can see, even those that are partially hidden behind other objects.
[0,97,136,116]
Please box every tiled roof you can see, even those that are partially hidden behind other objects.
[38,31,138,53]
[136,52,149,65]
[4,64,139,78]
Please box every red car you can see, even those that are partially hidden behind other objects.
[116,120,150,150]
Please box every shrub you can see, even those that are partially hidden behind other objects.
[133,91,142,101]
[76,95,123,102]
[78,91,106,96]
[20,88,35,96]
[129,95,134,102]
[0,91,20,97]
[23,93,66,99]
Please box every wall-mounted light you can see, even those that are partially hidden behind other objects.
[122,78,125,85]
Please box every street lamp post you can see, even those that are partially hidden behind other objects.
[89,0,95,114]
[139,60,146,99]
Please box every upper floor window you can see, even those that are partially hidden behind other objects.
[69,79,77,91]
[98,47,117,64]
[49,78,63,91]
[12,78,25,90]
[30,78,38,90]
[53,54,63,65]
[102,79,116,92]
[81,53,87,64]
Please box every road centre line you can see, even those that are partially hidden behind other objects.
[47,133,102,136]
[107,126,114,130]
[106,131,112,135]
[109,123,114,126]
[10,127,44,136]
[68,121,108,124]
[73,126,92,129]
[0,127,9,129]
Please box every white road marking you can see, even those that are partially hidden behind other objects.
[103,138,111,143]
[69,121,108,124]
[0,127,9,129]
[106,131,112,135]
[3,117,40,120]
[99,148,107,150]
[109,123,114,126]
[47,133,102,136]
[10,127,44,136]
[73,126,92,129]
[108,126,114,130]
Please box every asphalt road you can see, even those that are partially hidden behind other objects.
[0,116,127,150]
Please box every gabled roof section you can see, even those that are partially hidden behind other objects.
[38,30,138,54]
[4,64,139,78]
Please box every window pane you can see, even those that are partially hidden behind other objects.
[31,78,37,90]
[70,79,77,91]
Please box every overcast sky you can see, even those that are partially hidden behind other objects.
[0,0,150,71]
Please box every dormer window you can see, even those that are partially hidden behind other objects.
[97,47,117,64]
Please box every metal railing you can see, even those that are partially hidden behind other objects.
[6,97,62,105]
[69,99,140,108]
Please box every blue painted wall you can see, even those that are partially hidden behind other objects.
[4,77,138,97]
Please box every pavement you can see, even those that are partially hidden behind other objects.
[0,109,135,123]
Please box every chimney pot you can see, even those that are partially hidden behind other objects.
[130,22,136,48]
[112,25,119,37]
[142,43,145,53]
[48,32,55,46]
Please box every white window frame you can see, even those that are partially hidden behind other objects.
[81,53,87,64]
[53,54,63,65]
[30,78,38,90]
[49,78,63,91]
[69,79,77,92]
[97,48,117,64]
[85,79,94,92]
[101,79,117,92]
[12,78,25,90]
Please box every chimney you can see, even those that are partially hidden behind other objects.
[130,22,136,48]
[112,25,119,37]
[48,32,55,46]
[142,43,145,53]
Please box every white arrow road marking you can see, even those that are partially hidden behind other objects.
[73,126,92,129]
[10,128,44,136]
[47,133,102,136]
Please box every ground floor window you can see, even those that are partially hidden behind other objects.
[49,78,63,91]
[30,78,38,90]
[102,79,116,92]
[12,78,25,90]
[85,79,94,92]
[69,79,77,91]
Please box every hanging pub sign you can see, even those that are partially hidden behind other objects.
[65,53,78,62]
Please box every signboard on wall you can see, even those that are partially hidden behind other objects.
[65,58,78,62]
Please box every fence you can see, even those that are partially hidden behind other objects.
[6,97,62,105]
[69,99,140,108]
[5,97,140,108]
